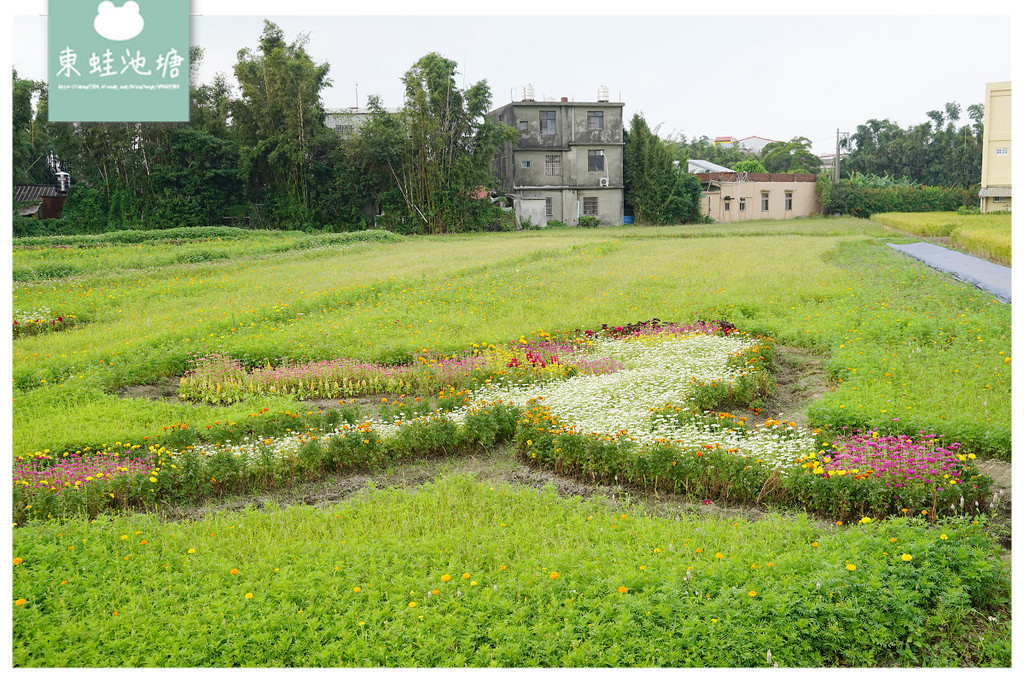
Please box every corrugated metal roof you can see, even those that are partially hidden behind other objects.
[978,187,1012,197]
[688,159,736,173]
[15,185,62,201]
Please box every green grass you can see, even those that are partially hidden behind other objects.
[872,212,1011,265]
[12,218,1011,458]
[11,474,1010,667]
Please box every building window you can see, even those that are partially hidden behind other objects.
[335,124,354,136]
[995,148,1009,155]
[518,120,529,132]
[587,111,604,130]
[545,154,561,176]
[583,197,598,215]
[545,197,553,216]
[724,200,731,211]
[993,196,1007,203]
[785,191,793,211]
[540,111,556,135]
[588,150,605,172]
[739,197,746,211]
[520,160,532,169]
[761,192,769,211]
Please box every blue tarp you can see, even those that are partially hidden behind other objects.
[887,242,1011,303]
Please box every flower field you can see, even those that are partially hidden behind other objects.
[10,218,1011,666]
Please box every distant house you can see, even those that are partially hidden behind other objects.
[324,106,401,139]
[735,135,779,156]
[979,81,1011,213]
[489,85,625,227]
[693,171,819,222]
[713,136,736,147]
[15,180,67,219]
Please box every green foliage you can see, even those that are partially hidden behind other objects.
[761,137,822,174]
[384,53,516,234]
[733,159,767,174]
[823,181,978,218]
[11,476,1010,666]
[844,103,983,187]
[231,21,333,228]
[623,114,705,225]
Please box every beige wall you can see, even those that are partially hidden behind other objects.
[700,180,819,222]
[980,81,1012,213]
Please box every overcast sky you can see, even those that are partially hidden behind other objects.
[5,2,1018,156]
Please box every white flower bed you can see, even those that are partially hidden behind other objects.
[452,332,816,467]
[177,331,816,470]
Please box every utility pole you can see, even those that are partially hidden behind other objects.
[834,129,850,182]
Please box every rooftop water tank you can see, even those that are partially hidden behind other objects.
[597,85,610,102]
[523,84,535,102]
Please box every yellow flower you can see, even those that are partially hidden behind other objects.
[859,517,872,524]
[715,552,724,559]
[15,598,27,606]
[188,548,195,554]
[470,581,477,586]
[120,535,128,541]
[846,564,856,571]
[462,573,470,579]
[245,593,253,599]
[618,586,628,594]
[748,590,757,597]
[939,534,948,541]
[12,557,22,566]
[408,601,417,608]
[549,571,559,580]
[441,574,451,582]
[353,587,361,593]
[230,568,239,575]
[901,554,913,562]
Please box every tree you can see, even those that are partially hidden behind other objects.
[760,137,822,174]
[843,103,983,186]
[733,159,767,174]
[624,114,704,225]
[12,70,53,185]
[231,20,332,226]
[387,52,515,234]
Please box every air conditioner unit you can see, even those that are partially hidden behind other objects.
[599,178,609,187]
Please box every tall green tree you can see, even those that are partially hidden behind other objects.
[231,20,332,226]
[386,52,514,234]
[624,114,704,225]
[12,70,52,185]
[844,102,983,186]
[760,137,822,174]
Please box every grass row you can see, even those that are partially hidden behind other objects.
[871,211,1011,265]
[11,228,403,281]
[12,219,1011,460]
[12,474,1010,667]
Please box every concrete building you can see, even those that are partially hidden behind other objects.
[979,81,1011,213]
[694,171,819,222]
[489,86,624,227]
[735,135,779,156]
[324,106,401,138]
